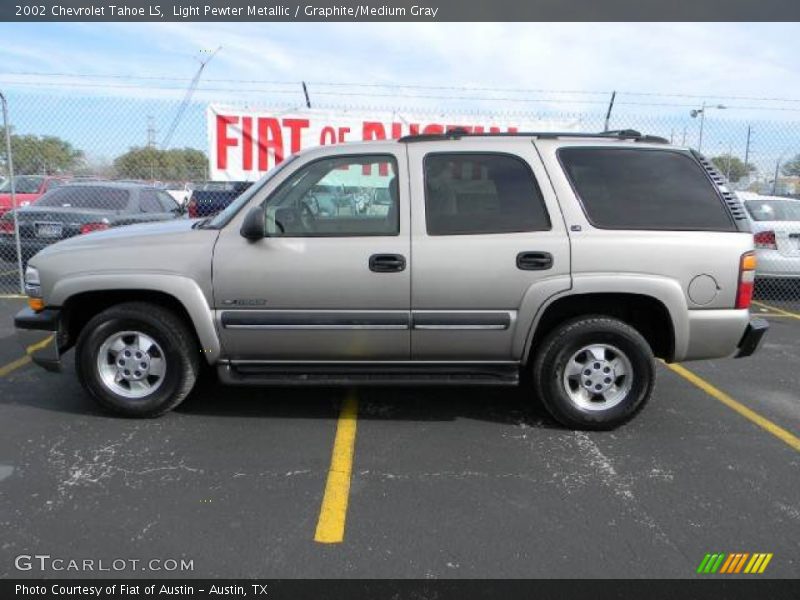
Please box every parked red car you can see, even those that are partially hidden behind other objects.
[0,175,69,217]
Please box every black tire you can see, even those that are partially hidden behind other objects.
[75,302,200,417]
[531,316,655,430]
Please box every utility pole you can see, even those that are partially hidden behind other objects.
[726,143,734,181]
[743,125,752,170]
[773,157,782,195]
[603,91,616,132]
[0,90,25,294]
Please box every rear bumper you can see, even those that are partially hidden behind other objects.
[14,307,62,371]
[680,310,768,361]
[734,318,769,358]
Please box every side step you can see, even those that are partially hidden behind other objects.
[218,363,520,387]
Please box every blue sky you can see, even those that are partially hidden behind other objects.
[0,22,799,172]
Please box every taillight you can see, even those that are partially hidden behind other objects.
[0,220,14,235]
[80,222,110,235]
[753,230,777,250]
[736,252,757,309]
[187,199,198,218]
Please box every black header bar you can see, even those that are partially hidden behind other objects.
[4,0,800,22]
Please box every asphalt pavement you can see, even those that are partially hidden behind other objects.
[0,297,797,579]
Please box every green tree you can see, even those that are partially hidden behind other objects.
[0,127,84,175]
[780,153,800,177]
[710,154,755,183]
[113,147,207,181]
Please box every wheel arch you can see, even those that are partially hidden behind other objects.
[522,289,679,364]
[53,275,219,364]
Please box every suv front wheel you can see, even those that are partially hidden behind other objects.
[75,302,200,417]
[532,316,655,430]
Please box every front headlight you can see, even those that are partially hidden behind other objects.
[24,266,44,311]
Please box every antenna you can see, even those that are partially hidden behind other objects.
[161,46,221,150]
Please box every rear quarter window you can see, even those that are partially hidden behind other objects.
[558,148,736,231]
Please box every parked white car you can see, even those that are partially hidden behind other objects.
[159,181,192,206]
[738,191,800,279]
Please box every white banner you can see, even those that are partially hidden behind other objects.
[207,104,582,181]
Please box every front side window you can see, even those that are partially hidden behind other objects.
[559,147,736,231]
[157,191,179,212]
[265,155,399,237]
[139,190,163,213]
[424,153,550,235]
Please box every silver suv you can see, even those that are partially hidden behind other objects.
[14,130,768,429]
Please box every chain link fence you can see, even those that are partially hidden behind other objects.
[1,91,799,308]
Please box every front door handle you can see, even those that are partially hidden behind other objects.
[369,254,406,273]
[516,251,553,271]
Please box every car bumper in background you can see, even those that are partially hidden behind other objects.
[14,307,62,371]
[755,250,800,279]
[734,318,770,358]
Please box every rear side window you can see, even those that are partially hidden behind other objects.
[424,153,551,235]
[559,148,735,231]
[36,186,130,211]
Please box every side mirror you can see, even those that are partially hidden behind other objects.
[240,206,266,240]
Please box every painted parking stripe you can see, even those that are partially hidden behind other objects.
[314,390,359,544]
[0,334,54,378]
[0,355,30,378]
[752,301,800,321]
[665,363,800,453]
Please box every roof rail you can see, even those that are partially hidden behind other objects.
[398,129,670,144]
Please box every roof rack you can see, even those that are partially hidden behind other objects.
[398,128,670,144]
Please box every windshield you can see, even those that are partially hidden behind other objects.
[206,155,299,228]
[745,199,800,222]
[0,175,45,194]
[36,186,131,211]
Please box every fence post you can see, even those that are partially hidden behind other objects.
[0,91,25,295]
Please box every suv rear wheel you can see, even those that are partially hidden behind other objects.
[531,316,655,430]
[75,302,199,417]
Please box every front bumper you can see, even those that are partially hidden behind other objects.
[14,307,62,371]
[734,318,769,358]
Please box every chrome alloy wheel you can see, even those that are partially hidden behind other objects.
[562,344,633,411]
[96,331,166,399]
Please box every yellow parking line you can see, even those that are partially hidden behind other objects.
[752,301,800,321]
[314,390,359,544]
[665,363,800,452]
[0,334,54,378]
[0,294,25,299]
[0,355,31,377]
[0,269,20,277]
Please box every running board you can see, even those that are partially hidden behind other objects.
[218,363,520,386]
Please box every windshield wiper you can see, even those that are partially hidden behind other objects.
[192,217,212,229]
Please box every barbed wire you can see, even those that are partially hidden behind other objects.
[5,79,800,113]
[4,71,800,105]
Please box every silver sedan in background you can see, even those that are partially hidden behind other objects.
[738,191,800,280]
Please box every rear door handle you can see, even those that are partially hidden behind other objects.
[516,251,553,271]
[369,254,406,273]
